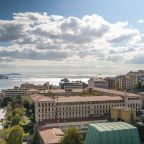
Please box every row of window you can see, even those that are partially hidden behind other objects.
[56,100,123,106]
[38,103,123,112]
[37,109,110,121]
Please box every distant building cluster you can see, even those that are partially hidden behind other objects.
[88,70,144,91]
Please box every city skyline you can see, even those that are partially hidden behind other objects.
[0,0,144,74]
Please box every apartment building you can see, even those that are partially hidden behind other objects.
[104,77,116,89]
[126,70,144,88]
[88,78,108,89]
[30,94,124,123]
[115,75,133,90]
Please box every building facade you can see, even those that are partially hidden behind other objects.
[30,95,124,123]
[111,107,136,123]
[88,78,108,89]
[104,77,116,89]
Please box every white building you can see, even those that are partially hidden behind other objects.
[88,78,108,89]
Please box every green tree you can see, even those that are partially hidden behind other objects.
[23,97,30,109]
[0,128,11,142]
[7,125,24,144]
[11,114,20,125]
[59,127,84,144]
[0,139,7,144]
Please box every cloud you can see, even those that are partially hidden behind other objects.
[0,12,143,65]
[137,19,144,24]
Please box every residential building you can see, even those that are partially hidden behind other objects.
[85,122,140,144]
[115,75,133,90]
[88,78,108,89]
[126,70,144,89]
[104,77,116,89]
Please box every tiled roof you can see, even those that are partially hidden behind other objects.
[92,87,140,97]
[30,94,123,103]
[38,128,64,144]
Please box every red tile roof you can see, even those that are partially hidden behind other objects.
[38,128,64,144]
[30,94,123,103]
[92,87,140,97]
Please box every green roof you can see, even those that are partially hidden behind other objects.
[85,122,140,144]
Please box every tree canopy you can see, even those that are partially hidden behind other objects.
[7,125,24,144]
[59,127,84,144]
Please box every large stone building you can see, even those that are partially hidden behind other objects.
[92,87,142,111]
[30,94,124,123]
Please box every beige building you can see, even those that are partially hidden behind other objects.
[30,94,124,123]
[20,82,49,91]
[115,75,133,90]
[111,107,136,123]
[92,87,142,111]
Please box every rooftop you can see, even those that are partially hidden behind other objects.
[38,128,64,144]
[90,122,136,132]
[89,77,107,82]
[92,87,140,97]
[39,88,84,94]
[30,94,123,103]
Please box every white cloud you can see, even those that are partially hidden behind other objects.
[0,12,144,67]
[137,19,144,24]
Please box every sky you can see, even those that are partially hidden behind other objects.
[0,0,144,75]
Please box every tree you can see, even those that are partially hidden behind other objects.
[7,125,24,144]
[59,127,84,144]
[23,97,30,109]
[0,139,7,144]
[11,114,20,125]
[0,128,11,142]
